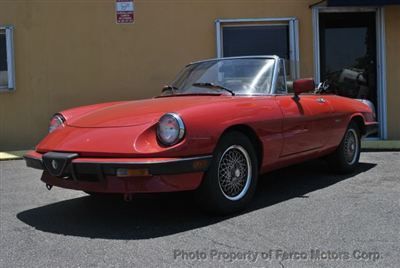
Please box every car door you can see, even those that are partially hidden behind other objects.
[302,94,334,148]
[276,94,334,156]
[275,95,319,156]
[273,59,333,156]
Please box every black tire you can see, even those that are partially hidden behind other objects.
[195,131,258,215]
[326,121,361,174]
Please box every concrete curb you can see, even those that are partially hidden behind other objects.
[361,140,400,150]
[0,150,28,161]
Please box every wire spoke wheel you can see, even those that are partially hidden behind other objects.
[195,131,258,214]
[343,128,359,165]
[326,122,361,174]
[218,145,251,201]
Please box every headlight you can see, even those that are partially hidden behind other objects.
[49,114,65,133]
[157,113,185,146]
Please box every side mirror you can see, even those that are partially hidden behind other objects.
[293,78,315,96]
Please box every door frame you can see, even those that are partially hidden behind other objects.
[0,25,15,91]
[215,17,300,79]
[312,6,387,139]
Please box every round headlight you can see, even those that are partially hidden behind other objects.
[49,114,65,133]
[157,113,185,146]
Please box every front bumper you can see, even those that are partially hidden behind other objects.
[24,151,212,193]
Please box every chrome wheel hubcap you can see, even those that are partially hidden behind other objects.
[218,145,252,201]
[344,129,359,165]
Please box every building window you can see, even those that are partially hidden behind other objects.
[216,18,300,80]
[222,25,289,59]
[0,26,15,91]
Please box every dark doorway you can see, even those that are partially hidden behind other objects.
[319,12,377,118]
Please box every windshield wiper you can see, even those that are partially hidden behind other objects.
[192,82,235,96]
[162,85,179,94]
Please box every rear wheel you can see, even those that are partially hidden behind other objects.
[326,121,361,173]
[195,131,258,214]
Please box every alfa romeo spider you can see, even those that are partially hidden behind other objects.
[24,56,378,214]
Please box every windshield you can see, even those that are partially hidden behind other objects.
[163,58,276,96]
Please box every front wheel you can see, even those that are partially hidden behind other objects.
[326,121,361,173]
[195,131,258,214]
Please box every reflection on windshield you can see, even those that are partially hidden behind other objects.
[162,58,276,96]
[250,60,275,90]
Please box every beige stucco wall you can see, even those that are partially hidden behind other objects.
[385,5,400,140]
[0,0,398,150]
[0,0,316,150]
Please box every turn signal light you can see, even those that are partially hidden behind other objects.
[116,168,150,177]
[192,160,209,170]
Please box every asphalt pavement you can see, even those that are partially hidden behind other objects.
[0,152,399,267]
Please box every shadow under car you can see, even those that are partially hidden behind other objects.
[17,159,376,240]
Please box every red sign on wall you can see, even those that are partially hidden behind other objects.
[116,0,135,24]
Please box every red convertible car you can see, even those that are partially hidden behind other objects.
[24,56,378,214]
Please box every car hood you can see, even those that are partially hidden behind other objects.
[67,95,231,128]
